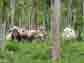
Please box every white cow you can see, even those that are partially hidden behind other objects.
[63,27,77,40]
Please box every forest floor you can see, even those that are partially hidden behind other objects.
[0,40,51,63]
[0,39,83,63]
[61,40,84,63]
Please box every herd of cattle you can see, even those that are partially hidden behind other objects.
[6,26,48,42]
[6,25,77,41]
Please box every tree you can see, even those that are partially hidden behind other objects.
[31,0,37,30]
[73,0,83,40]
[10,0,16,25]
[0,0,8,24]
[51,0,61,62]
[44,0,48,31]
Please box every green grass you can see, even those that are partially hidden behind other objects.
[61,40,84,63]
[0,36,84,63]
[0,40,52,63]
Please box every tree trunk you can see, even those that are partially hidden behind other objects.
[10,0,16,25]
[67,0,73,26]
[74,0,82,41]
[44,0,48,31]
[51,0,61,62]
[2,1,7,24]
[31,0,37,30]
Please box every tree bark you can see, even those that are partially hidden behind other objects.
[67,0,72,26]
[44,0,48,31]
[10,0,16,25]
[31,0,37,30]
[51,0,61,62]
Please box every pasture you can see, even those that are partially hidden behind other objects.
[61,41,84,63]
[0,36,84,63]
[0,40,51,63]
[1,28,84,63]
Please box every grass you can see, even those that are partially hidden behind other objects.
[61,40,84,63]
[0,40,52,63]
[0,35,84,63]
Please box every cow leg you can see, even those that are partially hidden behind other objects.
[11,34,14,40]
[16,35,21,42]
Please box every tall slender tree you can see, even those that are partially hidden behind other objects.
[31,0,37,30]
[1,0,8,23]
[10,0,16,25]
[44,0,48,31]
[67,0,72,26]
[74,0,82,40]
[51,0,61,62]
